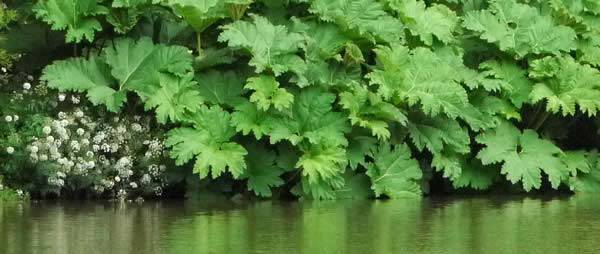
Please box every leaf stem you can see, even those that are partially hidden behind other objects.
[153,15,162,43]
[532,111,550,131]
[196,32,203,57]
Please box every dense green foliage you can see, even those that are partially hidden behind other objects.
[2,0,600,199]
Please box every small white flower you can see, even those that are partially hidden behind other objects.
[58,94,66,102]
[1,67,7,73]
[114,176,121,182]
[27,75,34,81]
[46,135,55,142]
[12,115,18,121]
[16,190,24,196]
[74,110,84,118]
[23,82,31,90]
[76,128,85,136]
[4,115,12,122]
[141,174,151,184]
[6,147,14,154]
[130,182,138,189]
[30,146,39,153]
[42,126,52,135]
[71,96,80,104]
[131,123,142,132]
[39,154,48,161]
[57,112,66,119]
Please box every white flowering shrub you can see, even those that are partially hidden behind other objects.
[0,68,56,193]
[0,65,176,199]
[29,108,171,198]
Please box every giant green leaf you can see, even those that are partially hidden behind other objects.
[529,56,600,116]
[166,106,247,178]
[144,74,203,123]
[103,37,193,93]
[387,0,458,45]
[476,121,569,191]
[218,15,305,75]
[365,143,422,198]
[245,75,294,111]
[242,144,285,197]
[266,88,350,147]
[33,0,108,42]
[40,57,126,112]
[462,0,576,58]
[308,0,404,43]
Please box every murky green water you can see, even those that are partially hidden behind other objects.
[1,196,600,254]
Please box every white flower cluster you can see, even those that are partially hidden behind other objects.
[28,109,169,198]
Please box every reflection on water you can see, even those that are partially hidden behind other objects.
[2,196,600,254]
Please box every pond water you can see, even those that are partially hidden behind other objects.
[1,196,600,254]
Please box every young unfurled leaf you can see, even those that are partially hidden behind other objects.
[366,143,422,198]
[462,0,576,57]
[218,15,305,75]
[387,0,458,45]
[476,121,569,191]
[166,106,247,179]
[33,0,108,42]
[245,75,294,111]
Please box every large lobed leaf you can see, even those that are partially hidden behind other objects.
[365,143,422,198]
[463,0,576,58]
[308,0,404,43]
[476,121,570,191]
[166,105,247,179]
[218,15,305,76]
[42,37,194,118]
[33,0,108,42]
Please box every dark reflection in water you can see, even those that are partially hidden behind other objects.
[2,196,600,254]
